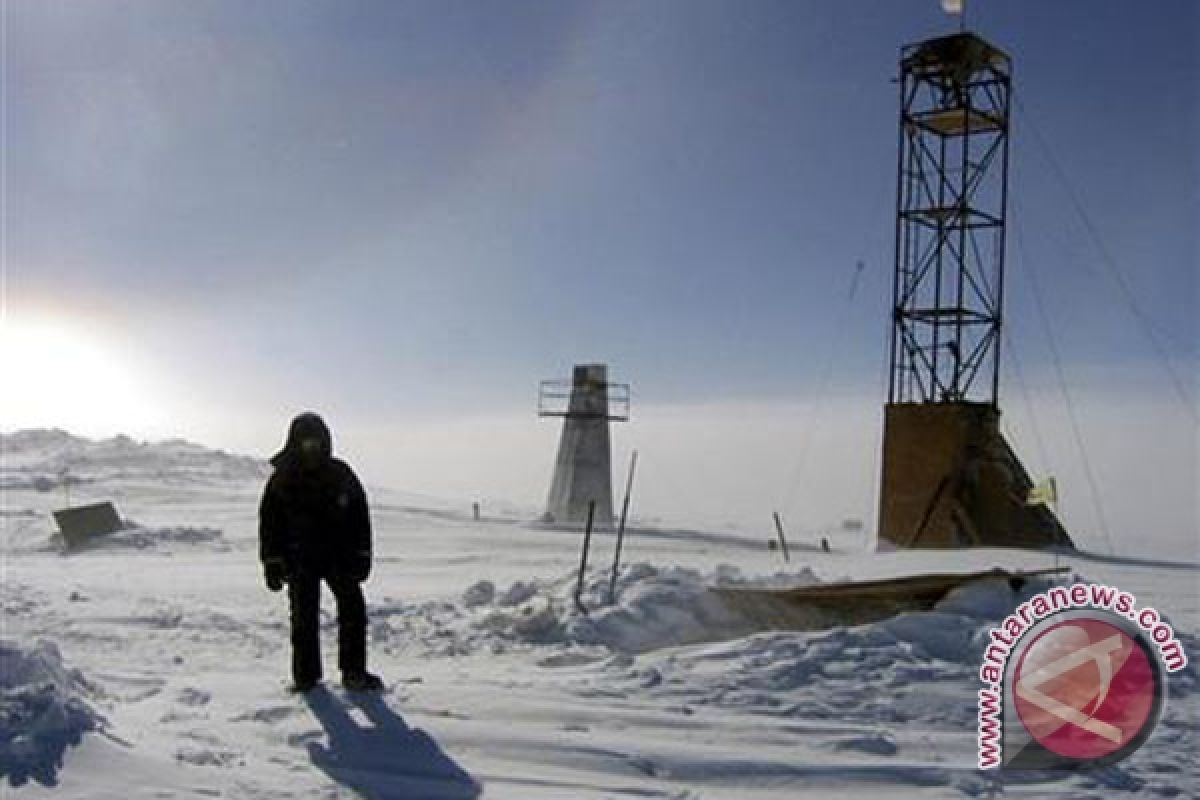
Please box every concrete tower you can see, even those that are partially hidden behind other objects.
[539,364,629,529]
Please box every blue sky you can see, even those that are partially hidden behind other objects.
[4,1,1196,554]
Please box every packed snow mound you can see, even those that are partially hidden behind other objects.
[459,564,757,653]
[0,640,102,788]
[384,565,1064,659]
[585,577,1104,729]
[566,564,762,652]
[0,429,268,488]
[367,564,783,658]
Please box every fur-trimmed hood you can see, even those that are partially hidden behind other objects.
[270,412,333,468]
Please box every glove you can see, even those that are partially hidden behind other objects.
[264,560,287,592]
[347,552,371,583]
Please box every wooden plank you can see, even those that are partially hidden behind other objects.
[712,567,1069,631]
[913,108,1005,136]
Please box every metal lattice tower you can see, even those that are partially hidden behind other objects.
[888,33,1011,406]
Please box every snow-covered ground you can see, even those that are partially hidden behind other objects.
[2,430,1196,798]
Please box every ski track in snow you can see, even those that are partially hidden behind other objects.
[1,430,1197,798]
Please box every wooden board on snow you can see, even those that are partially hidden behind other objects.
[712,566,1070,631]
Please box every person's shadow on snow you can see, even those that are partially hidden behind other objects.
[304,687,481,800]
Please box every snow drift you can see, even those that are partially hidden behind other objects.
[0,640,102,788]
[401,562,1062,660]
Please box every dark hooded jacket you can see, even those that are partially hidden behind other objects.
[258,413,371,579]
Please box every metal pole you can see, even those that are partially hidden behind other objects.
[574,501,597,615]
[772,511,791,563]
[608,450,639,605]
[888,63,908,404]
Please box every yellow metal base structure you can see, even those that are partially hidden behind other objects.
[877,402,1073,550]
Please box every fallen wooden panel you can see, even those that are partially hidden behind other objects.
[53,502,125,551]
[713,566,1069,631]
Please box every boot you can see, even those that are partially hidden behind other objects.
[288,677,320,694]
[342,671,383,692]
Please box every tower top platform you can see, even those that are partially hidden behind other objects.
[902,32,1010,77]
[538,364,630,421]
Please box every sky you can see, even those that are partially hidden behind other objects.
[3,1,1197,557]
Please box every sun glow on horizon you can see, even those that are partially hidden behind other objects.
[0,312,168,438]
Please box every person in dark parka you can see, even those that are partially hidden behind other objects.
[259,412,382,692]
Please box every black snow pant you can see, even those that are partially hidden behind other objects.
[287,573,367,684]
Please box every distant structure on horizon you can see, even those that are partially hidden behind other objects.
[877,32,1073,551]
[538,364,630,530]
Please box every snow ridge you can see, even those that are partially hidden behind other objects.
[1,430,268,489]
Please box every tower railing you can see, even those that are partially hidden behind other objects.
[537,379,631,421]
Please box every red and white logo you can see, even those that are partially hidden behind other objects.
[1012,617,1159,763]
